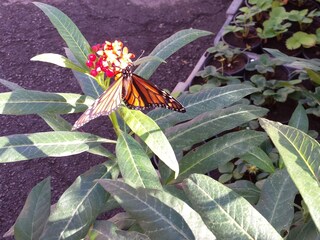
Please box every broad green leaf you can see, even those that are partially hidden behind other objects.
[14,177,51,240]
[149,84,258,129]
[288,104,308,133]
[98,179,216,240]
[119,107,179,178]
[133,55,166,66]
[173,130,267,182]
[39,112,115,159]
[89,220,150,240]
[166,104,268,151]
[0,131,115,163]
[265,48,320,71]
[256,169,297,233]
[0,79,113,159]
[183,174,282,240]
[40,162,119,240]
[44,115,115,158]
[241,147,275,173]
[287,218,320,240]
[0,90,93,115]
[135,29,212,79]
[259,118,320,231]
[116,131,162,189]
[65,48,103,99]
[226,180,261,205]
[34,2,91,68]
[31,53,86,73]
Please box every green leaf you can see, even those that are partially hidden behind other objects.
[0,78,113,159]
[33,2,91,68]
[119,108,179,178]
[241,147,275,173]
[88,221,150,240]
[0,131,115,163]
[135,29,212,79]
[65,48,103,99]
[226,180,261,204]
[259,118,320,231]
[286,35,302,50]
[149,84,258,129]
[133,55,166,66]
[218,173,233,183]
[40,162,119,240]
[256,169,297,233]
[116,131,162,189]
[31,53,86,73]
[14,177,51,240]
[288,104,308,133]
[174,130,267,182]
[166,104,268,151]
[97,179,216,240]
[0,90,93,115]
[183,174,282,240]
[306,69,320,85]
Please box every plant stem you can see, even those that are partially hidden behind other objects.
[109,111,121,136]
[95,75,120,135]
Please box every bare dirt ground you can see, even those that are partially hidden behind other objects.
[0,0,231,236]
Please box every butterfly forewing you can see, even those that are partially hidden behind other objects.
[123,74,186,112]
[72,79,123,130]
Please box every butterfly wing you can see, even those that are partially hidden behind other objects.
[123,74,186,112]
[72,79,123,130]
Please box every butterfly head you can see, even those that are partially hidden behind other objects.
[121,65,133,79]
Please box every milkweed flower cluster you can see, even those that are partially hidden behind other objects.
[86,40,135,77]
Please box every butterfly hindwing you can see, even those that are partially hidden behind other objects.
[72,79,123,130]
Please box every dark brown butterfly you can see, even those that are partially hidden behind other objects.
[72,65,186,130]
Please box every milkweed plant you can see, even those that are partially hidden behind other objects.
[1,2,320,240]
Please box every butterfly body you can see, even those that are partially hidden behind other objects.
[72,65,185,130]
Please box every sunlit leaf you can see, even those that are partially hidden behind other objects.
[119,108,179,178]
[0,131,115,163]
[40,162,119,240]
[260,118,320,231]
[116,131,162,189]
[34,2,91,68]
[98,179,216,240]
[0,90,93,115]
[31,53,86,73]
[135,29,212,79]
[183,174,282,240]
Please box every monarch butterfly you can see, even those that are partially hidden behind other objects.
[72,65,186,130]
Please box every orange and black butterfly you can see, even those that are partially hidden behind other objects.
[72,65,186,130]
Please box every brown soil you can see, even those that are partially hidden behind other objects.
[0,0,232,237]
[261,33,302,57]
[303,45,320,59]
[205,53,249,75]
[284,0,320,11]
[222,31,262,51]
